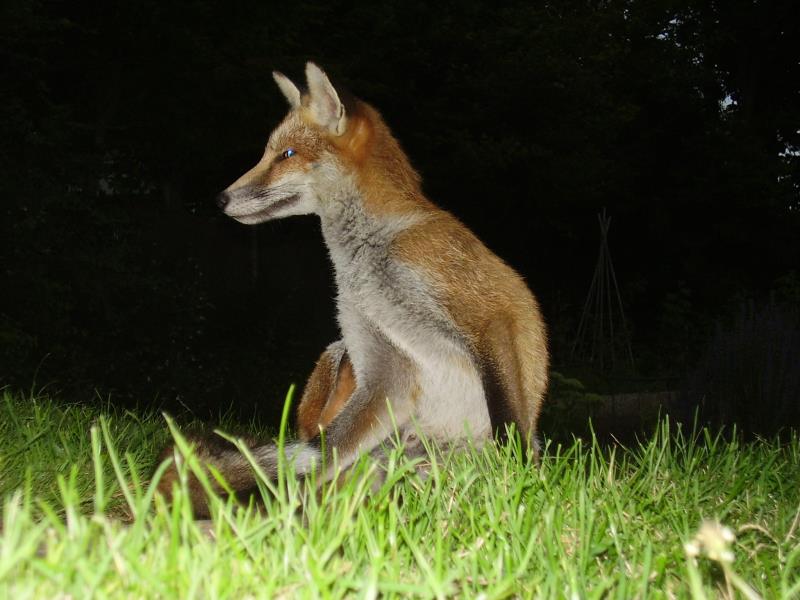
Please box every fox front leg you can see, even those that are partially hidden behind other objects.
[296,341,356,441]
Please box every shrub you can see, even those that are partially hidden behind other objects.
[690,300,800,437]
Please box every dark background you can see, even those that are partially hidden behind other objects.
[2,1,798,434]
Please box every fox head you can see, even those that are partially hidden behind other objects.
[216,62,378,224]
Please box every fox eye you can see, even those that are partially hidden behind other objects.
[281,148,296,160]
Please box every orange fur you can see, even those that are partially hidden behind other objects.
[296,349,357,441]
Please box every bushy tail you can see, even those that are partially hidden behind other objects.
[155,433,322,518]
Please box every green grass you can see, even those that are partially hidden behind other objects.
[1,389,799,598]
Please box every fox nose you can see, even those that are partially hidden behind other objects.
[215,191,230,210]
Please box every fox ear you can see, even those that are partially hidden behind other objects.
[272,71,301,108]
[305,62,347,135]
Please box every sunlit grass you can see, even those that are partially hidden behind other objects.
[1,389,799,598]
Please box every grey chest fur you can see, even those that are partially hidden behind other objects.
[319,198,491,440]
[321,201,466,357]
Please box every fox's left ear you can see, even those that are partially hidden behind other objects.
[273,71,301,109]
[305,62,347,136]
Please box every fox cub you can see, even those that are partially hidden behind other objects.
[158,63,548,516]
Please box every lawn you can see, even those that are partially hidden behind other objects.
[1,389,798,598]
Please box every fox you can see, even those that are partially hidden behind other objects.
[157,62,548,517]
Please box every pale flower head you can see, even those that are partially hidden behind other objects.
[685,520,736,564]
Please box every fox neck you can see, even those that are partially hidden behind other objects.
[319,185,420,275]
[318,109,432,272]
